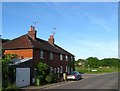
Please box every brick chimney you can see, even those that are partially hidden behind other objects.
[28,26,37,40]
[48,35,54,45]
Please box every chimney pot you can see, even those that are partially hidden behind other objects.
[48,35,54,45]
[28,26,37,40]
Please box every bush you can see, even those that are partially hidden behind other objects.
[52,74,58,83]
[45,74,53,83]
[2,83,20,91]
[45,73,59,83]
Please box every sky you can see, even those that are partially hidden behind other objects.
[2,2,118,60]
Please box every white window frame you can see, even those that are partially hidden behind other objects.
[40,50,44,59]
[54,68,56,73]
[50,67,53,73]
[65,55,68,61]
[50,52,53,60]
[57,67,60,73]
[66,66,68,72]
[60,66,63,73]
[60,54,63,60]
[71,56,73,61]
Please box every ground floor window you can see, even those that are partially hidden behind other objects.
[60,66,63,73]
[57,67,60,73]
[54,68,57,73]
[66,66,68,72]
[50,67,53,73]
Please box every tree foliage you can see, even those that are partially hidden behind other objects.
[85,57,99,68]
[37,61,48,75]
[75,57,119,68]
[2,54,17,88]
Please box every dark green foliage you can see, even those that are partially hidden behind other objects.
[75,57,119,68]
[45,73,58,83]
[2,54,17,88]
[45,74,53,83]
[2,83,20,91]
[2,39,10,43]
[85,57,99,68]
[37,61,48,75]
[35,61,49,85]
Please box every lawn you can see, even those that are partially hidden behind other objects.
[75,66,118,74]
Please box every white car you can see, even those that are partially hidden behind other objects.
[66,71,82,81]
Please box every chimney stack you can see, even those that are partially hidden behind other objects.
[48,35,54,45]
[28,26,37,40]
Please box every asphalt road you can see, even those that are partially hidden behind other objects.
[45,72,119,89]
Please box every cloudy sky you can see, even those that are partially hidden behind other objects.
[2,2,118,60]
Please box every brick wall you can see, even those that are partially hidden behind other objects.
[4,49,74,72]
[4,49,33,58]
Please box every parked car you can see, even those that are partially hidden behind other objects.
[66,71,82,81]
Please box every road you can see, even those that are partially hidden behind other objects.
[45,72,119,89]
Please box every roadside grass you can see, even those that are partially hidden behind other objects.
[75,66,118,74]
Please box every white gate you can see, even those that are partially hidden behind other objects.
[16,68,30,87]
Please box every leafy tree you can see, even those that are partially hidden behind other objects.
[85,57,99,68]
[2,39,10,43]
[36,61,48,75]
[75,59,86,66]
[35,61,49,85]
[2,54,17,88]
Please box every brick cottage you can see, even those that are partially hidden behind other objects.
[3,26,75,87]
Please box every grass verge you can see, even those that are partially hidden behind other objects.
[75,66,118,74]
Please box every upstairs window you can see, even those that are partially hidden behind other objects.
[40,50,44,59]
[60,54,63,60]
[71,56,73,61]
[50,52,53,60]
[65,55,68,61]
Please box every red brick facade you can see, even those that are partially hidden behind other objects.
[4,49,33,58]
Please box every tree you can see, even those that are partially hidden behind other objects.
[85,57,99,68]
[75,59,86,67]
[35,61,49,85]
[37,61,48,75]
[2,54,17,88]
[2,39,10,43]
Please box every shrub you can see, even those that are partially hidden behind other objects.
[2,83,20,91]
[45,74,53,83]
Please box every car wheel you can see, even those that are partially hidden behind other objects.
[76,77,79,81]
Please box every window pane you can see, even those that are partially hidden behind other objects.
[40,50,44,59]
[60,54,63,60]
[50,52,53,60]
[66,55,68,61]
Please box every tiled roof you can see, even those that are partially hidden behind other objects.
[3,34,33,49]
[3,34,74,56]
[54,44,75,56]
